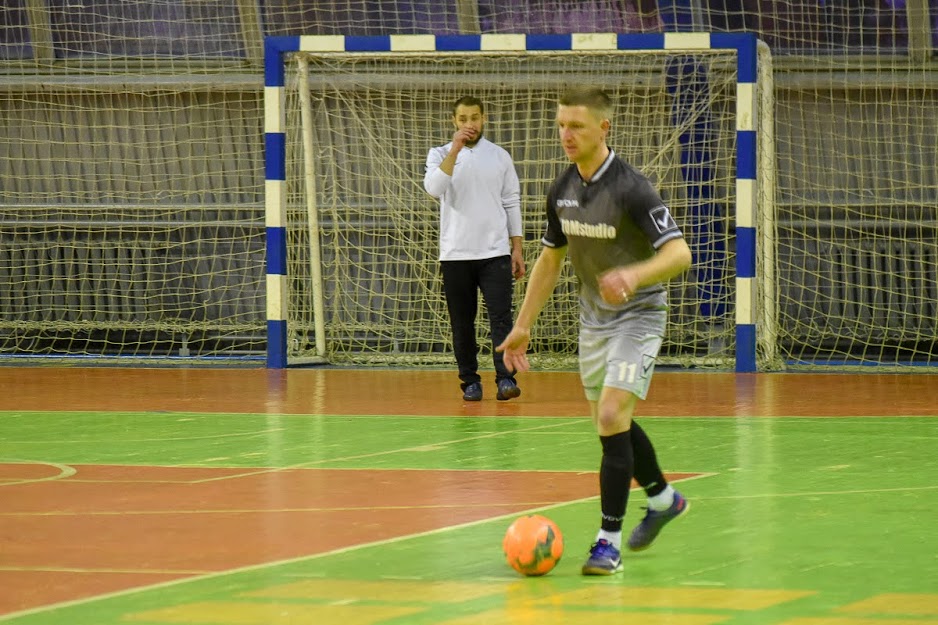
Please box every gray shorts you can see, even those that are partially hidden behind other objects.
[578,308,666,402]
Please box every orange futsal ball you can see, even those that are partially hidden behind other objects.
[502,514,564,576]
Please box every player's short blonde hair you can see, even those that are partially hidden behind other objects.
[558,88,612,122]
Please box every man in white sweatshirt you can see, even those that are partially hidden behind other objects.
[424,96,525,402]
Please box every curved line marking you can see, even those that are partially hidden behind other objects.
[0,460,77,487]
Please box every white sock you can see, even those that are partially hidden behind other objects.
[596,529,621,549]
[647,485,675,511]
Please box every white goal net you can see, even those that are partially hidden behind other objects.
[3,2,933,369]
[282,43,771,368]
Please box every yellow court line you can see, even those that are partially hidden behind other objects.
[779,618,938,625]
[838,593,938,616]
[440,609,728,625]
[125,601,423,625]
[244,579,504,603]
[551,586,814,611]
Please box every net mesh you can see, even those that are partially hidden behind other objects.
[284,50,743,367]
[0,80,265,359]
[772,80,938,367]
[1,1,936,368]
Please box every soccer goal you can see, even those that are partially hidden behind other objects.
[264,33,775,372]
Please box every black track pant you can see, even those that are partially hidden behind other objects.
[441,256,515,388]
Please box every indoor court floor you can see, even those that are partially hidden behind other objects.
[1,367,937,625]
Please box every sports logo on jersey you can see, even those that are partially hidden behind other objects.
[650,206,677,234]
[556,199,579,208]
[560,218,616,239]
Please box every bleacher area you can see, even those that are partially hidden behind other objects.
[1,1,937,369]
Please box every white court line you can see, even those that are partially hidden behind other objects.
[0,460,76,488]
[3,427,286,445]
[0,565,209,575]
[0,473,718,518]
[0,492,597,622]
[189,418,584,483]
[689,484,938,499]
[0,502,591,517]
[0,472,714,622]
[2,411,935,420]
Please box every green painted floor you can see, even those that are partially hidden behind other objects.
[2,411,937,625]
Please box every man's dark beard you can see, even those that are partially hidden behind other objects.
[465,131,484,147]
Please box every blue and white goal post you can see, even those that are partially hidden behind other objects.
[263,32,776,372]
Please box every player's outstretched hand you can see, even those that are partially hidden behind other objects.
[496,327,531,374]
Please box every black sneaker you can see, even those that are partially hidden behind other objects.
[462,382,482,401]
[496,379,521,401]
[627,491,689,551]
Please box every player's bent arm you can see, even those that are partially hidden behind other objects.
[423,148,453,198]
[514,245,567,331]
[437,144,460,177]
[502,161,523,238]
[630,237,693,290]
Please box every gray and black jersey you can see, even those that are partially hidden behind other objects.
[542,150,684,329]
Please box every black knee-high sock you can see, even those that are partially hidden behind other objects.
[630,420,667,497]
[599,430,634,532]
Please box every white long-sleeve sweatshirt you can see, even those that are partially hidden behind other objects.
[423,137,522,262]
